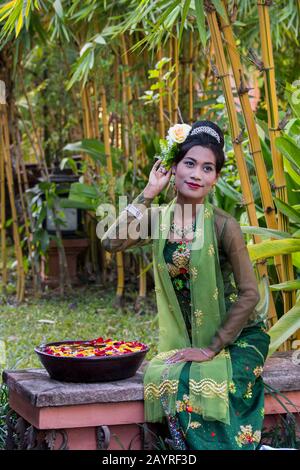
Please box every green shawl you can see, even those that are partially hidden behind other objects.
[143,195,233,425]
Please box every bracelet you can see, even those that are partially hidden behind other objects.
[124,204,144,221]
[199,348,212,359]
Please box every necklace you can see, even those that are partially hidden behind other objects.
[170,220,196,238]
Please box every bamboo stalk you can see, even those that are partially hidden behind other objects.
[0,100,25,302]
[0,107,7,292]
[167,37,173,123]
[20,74,73,295]
[157,47,165,138]
[257,0,295,315]
[100,83,125,303]
[218,0,284,311]
[204,2,277,323]
[13,125,38,292]
[14,122,42,294]
[188,30,194,123]
[19,73,48,177]
[173,35,179,123]
[121,34,137,184]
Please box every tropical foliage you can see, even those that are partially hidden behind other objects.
[0,0,299,354]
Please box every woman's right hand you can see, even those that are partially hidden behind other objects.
[143,158,172,199]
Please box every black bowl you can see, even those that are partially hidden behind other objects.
[35,340,149,383]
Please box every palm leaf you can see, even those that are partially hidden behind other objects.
[241,226,291,240]
[270,280,300,291]
[267,300,300,357]
[247,238,300,261]
[194,0,207,48]
[273,197,300,224]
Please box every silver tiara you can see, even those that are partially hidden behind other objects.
[190,126,221,144]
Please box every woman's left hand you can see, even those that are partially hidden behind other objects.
[165,348,216,364]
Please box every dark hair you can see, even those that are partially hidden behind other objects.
[174,120,225,173]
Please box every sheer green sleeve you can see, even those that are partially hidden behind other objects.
[208,217,260,353]
[101,191,156,253]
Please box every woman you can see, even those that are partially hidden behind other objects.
[101,120,270,450]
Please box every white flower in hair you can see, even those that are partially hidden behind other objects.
[167,123,192,145]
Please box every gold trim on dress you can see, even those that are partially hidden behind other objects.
[189,378,228,401]
[144,380,179,400]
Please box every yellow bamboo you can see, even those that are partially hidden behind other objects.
[205,3,277,323]
[257,0,295,316]
[173,35,179,123]
[188,30,194,123]
[157,47,165,138]
[0,104,7,291]
[167,37,173,123]
[121,34,137,178]
[100,84,125,302]
[218,1,284,307]
[14,123,42,294]
[0,100,25,302]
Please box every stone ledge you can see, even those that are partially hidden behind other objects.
[2,351,300,408]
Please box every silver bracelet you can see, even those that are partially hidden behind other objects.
[124,204,144,221]
[200,348,212,359]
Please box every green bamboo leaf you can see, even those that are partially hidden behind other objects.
[275,135,300,169]
[216,177,241,201]
[284,158,300,186]
[211,0,228,19]
[292,252,300,269]
[179,0,191,46]
[247,238,300,261]
[194,0,207,48]
[270,280,300,291]
[69,182,100,200]
[267,300,300,357]
[53,0,64,19]
[273,197,300,224]
[241,226,291,240]
[60,198,96,211]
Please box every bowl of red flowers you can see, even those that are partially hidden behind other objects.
[35,337,149,383]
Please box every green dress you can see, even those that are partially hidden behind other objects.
[163,240,270,450]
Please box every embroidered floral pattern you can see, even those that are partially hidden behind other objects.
[193,309,204,326]
[190,267,198,279]
[229,381,237,394]
[253,366,264,377]
[156,349,179,361]
[204,208,211,219]
[157,263,164,273]
[208,243,215,256]
[194,227,203,237]
[174,278,184,291]
[243,382,253,399]
[229,292,238,303]
[213,287,219,300]
[235,340,249,348]
[235,425,261,448]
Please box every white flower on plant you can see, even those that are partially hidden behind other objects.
[167,123,192,145]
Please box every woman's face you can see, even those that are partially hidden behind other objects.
[173,145,219,201]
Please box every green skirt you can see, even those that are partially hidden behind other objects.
[165,322,270,450]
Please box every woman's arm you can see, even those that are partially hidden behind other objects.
[100,190,155,253]
[207,216,260,353]
[101,158,172,253]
